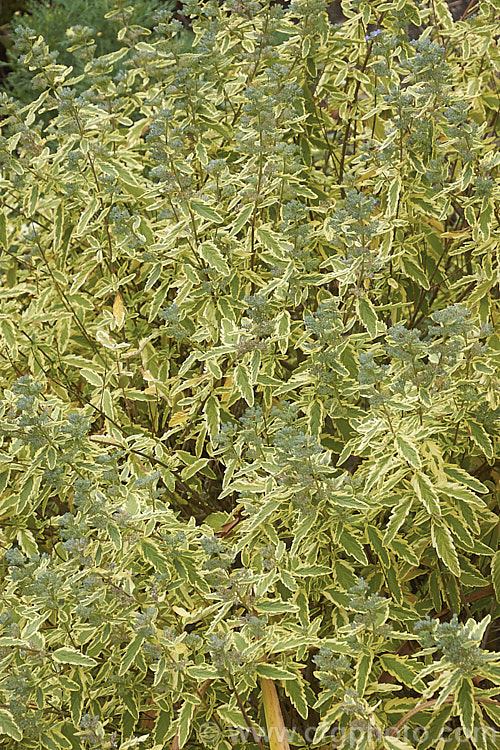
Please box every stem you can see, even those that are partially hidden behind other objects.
[229,672,266,750]
[388,697,500,736]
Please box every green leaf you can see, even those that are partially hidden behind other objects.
[256,664,297,680]
[340,530,368,565]
[293,565,332,577]
[186,665,219,680]
[355,652,373,696]
[199,241,230,275]
[255,225,282,256]
[412,472,441,515]
[119,634,145,676]
[52,647,97,667]
[203,395,220,443]
[190,200,223,223]
[75,195,98,236]
[467,420,494,459]
[229,204,254,236]
[383,736,416,750]
[53,202,64,252]
[178,698,198,749]
[284,677,309,719]
[402,257,430,289]
[443,484,486,508]
[383,497,413,545]
[386,175,401,216]
[181,457,210,480]
[357,297,379,338]
[256,600,299,614]
[492,550,500,603]
[80,368,103,387]
[395,435,421,469]
[0,709,22,741]
[276,310,291,354]
[431,520,460,576]
[443,466,488,494]
[139,539,169,573]
[379,655,422,690]
[234,363,254,406]
[456,678,474,736]
[389,537,420,567]
[0,212,7,248]
[366,525,390,567]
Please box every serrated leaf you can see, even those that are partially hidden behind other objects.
[80,368,103,387]
[190,200,223,223]
[181,457,209,480]
[467,420,494,459]
[119,634,145,676]
[389,537,420,567]
[256,226,282,255]
[186,665,219,680]
[293,565,331,577]
[357,297,378,338]
[52,647,97,667]
[199,241,229,275]
[234,363,254,406]
[76,196,98,236]
[443,466,488,494]
[402,257,430,289]
[386,175,401,216]
[383,736,416,750]
[431,520,460,576]
[383,497,413,544]
[456,678,474,736]
[0,212,7,248]
[284,677,308,719]
[256,664,297,680]
[395,435,421,469]
[178,699,197,749]
[355,652,373,696]
[0,709,22,741]
[412,472,441,515]
[443,484,486,508]
[139,539,169,573]
[203,395,220,443]
[491,551,500,603]
[276,310,290,354]
[229,204,254,236]
[53,202,64,251]
[379,655,420,689]
[340,530,368,565]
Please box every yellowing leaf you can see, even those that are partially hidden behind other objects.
[261,678,291,750]
[169,410,190,427]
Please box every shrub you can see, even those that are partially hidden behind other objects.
[0,1,499,748]
[4,0,177,103]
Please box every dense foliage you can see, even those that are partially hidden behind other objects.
[0,0,499,748]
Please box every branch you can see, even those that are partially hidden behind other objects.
[388,696,500,736]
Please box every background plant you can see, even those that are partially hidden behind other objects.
[0,0,499,749]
